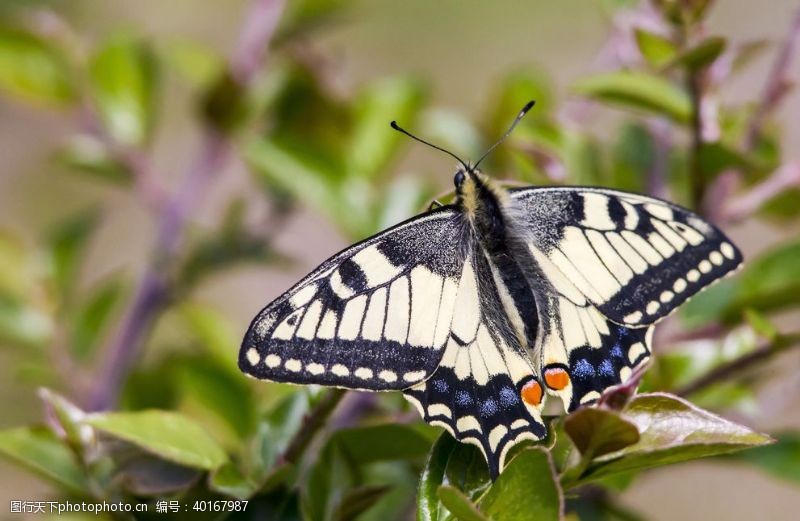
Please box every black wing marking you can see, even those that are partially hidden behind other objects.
[509,187,742,326]
[403,248,547,478]
[535,293,652,411]
[239,207,466,390]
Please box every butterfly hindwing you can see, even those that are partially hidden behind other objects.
[510,187,742,326]
[239,207,466,390]
[535,292,653,411]
[403,248,546,478]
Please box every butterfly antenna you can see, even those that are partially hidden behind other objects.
[390,121,471,172]
[473,100,535,169]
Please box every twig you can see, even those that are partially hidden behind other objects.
[86,0,286,411]
[743,8,800,151]
[687,70,707,212]
[720,161,800,223]
[675,334,800,397]
[281,389,346,465]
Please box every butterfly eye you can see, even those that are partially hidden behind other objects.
[454,170,466,188]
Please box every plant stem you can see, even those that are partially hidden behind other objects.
[675,334,800,397]
[686,70,705,211]
[86,0,286,411]
[743,7,800,151]
[281,389,347,465]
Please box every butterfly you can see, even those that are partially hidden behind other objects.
[239,101,742,478]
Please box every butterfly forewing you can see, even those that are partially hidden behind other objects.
[240,207,466,390]
[510,187,743,326]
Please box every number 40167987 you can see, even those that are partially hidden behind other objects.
[192,500,248,512]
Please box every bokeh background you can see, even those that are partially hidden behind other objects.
[2,0,800,519]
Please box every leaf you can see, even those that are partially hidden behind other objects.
[89,35,158,145]
[85,410,228,470]
[255,391,310,477]
[116,455,200,496]
[162,39,223,89]
[70,278,124,359]
[573,71,691,123]
[634,29,677,68]
[179,303,240,376]
[209,462,258,499]
[0,426,88,494]
[0,26,75,105]
[38,388,92,453]
[175,356,256,439]
[332,485,392,521]
[442,441,491,502]
[564,407,640,462]
[347,77,425,179]
[668,37,727,71]
[47,209,99,299]
[727,432,800,485]
[331,423,432,465]
[56,134,132,185]
[743,308,778,341]
[479,448,563,521]
[437,485,489,521]
[304,423,432,521]
[574,393,773,486]
[418,433,457,521]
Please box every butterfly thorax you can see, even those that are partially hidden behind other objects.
[455,170,540,352]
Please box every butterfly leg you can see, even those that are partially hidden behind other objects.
[428,199,444,210]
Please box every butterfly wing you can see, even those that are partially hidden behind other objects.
[403,246,546,478]
[509,187,743,326]
[508,186,740,412]
[240,207,467,390]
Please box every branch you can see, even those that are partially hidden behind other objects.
[743,7,800,151]
[86,0,286,411]
[719,161,800,223]
[675,333,800,397]
[280,389,346,465]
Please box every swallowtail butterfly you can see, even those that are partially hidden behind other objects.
[239,102,742,477]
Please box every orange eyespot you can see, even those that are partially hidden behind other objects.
[521,380,543,406]
[544,367,571,390]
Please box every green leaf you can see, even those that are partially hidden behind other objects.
[634,29,678,68]
[255,391,310,477]
[175,356,256,439]
[47,209,99,299]
[574,71,691,123]
[479,448,563,521]
[56,135,132,185]
[0,27,75,105]
[38,389,92,453]
[331,423,432,465]
[89,35,158,146]
[209,462,258,499]
[743,308,778,341]
[0,426,88,494]
[564,408,640,460]
[85,410,228,470]
[669,37,727,71]
[437,485,489,521]
[575,393,773,485]
[179,303,240,375]
[728,432,800,484]
[332,485,392,521]
[347,77,425,179]
[116,455,200,496]
[418,433,457,521]
[162,39,223,89]
[70,278,123,359]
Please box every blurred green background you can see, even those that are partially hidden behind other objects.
[1,0,800,519]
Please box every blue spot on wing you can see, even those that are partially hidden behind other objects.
[480,398,499,417]
[573,359,595,379]
[499,387,518,407]
[598,359,615,377]
[610,343,623,359]
[455,390,473,407]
